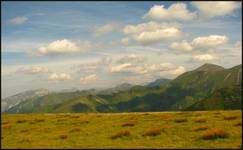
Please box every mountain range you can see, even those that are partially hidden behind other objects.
[2,63,242,113]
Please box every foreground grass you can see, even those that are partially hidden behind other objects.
[1,110,242,149]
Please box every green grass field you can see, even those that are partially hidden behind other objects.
[1,110,242,149]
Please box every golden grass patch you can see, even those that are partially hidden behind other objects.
[201,128,228,140]
[142,127,161,137]
[192,125,208,131]
[111,130,131,139]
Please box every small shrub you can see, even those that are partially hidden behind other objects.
[19,139,31,143]
[2,124,11,129]
[69,128,81,133]
[2,121,9,124]
[16,119,27,123]
[177,112,187,115]
[111,130,131,139]
[223,116,238,120]
[127,116,137,121]
[143,127,161,137]
[121,121,136,127]
[201,128,228,140]
[143,113,150,115]
[214,112,221,115]
[174,118,188,123]
[193,113,202,117]
[193,118,207,123]
[35,119,45,122]
[234,121,242,126]
[80,120,89,124]
[192,125,208,131]
[29,121,35,124]
[70,115,80,119]
[20,129,29,133]
[57,119,66,122]
[96,115,102,118]
[59,134,68,139]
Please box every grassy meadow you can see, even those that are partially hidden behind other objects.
[1,110,242,149]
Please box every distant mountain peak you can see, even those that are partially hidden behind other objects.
[146,78,171,87]
[116,83,132,88]
[195,63,225,72]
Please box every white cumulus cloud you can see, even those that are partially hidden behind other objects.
[170,35,228,52]
[49,73,71,81]
[16,66,49,74]
[36,39,92,56]
[110,63,132,73]
[192,1,241,18]
[143,3,196,21]
[192,54,216,61]
[80,74,98,84]
[116,54,147,64]
[8,16,28,25]
[133,27,182,45]
[123,21,181,34]
[191,35,228,49]
[169,40,193,52]
[110,63,147,74]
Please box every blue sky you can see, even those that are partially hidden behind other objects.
[1,1,242,98]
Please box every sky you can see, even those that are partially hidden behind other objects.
[1,1,242,98]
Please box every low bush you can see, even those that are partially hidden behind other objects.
[2,121,9,124]
[201,128,228,140]
[2,124,11,129]
[20,129,29,133]
[234,121,242,126]
[121,121,136,127]
[59,134,68,139]
[192,118,207,123]
[174,118,188,123]
[223,116,238,120]
[69,128,81,133]
[70,115,80,119]
[35,119,45,122]
[16,119,27,123]
[111,130,131,139]
[142,127,161,137]
[192,125,208,131]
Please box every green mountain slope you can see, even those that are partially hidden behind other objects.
[5,91,87,113]
[53,95,109,113]
[108,64,242,112]
[4,63,242,113]
[187,85,242,110]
